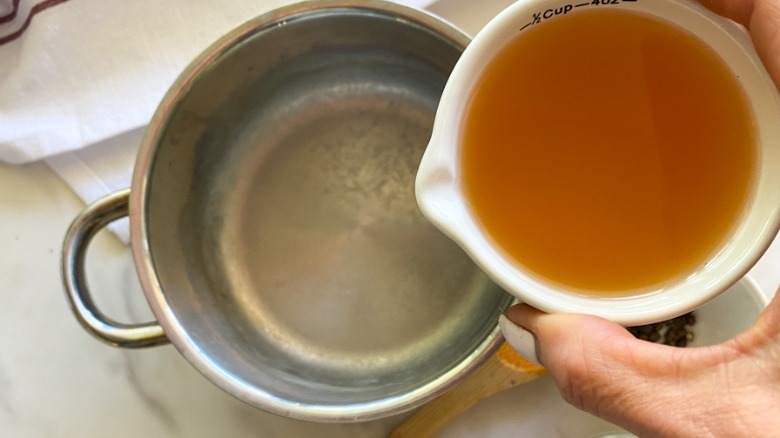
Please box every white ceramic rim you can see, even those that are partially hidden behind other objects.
[416,0,780,325]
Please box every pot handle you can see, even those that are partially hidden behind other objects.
[62,189,168,348]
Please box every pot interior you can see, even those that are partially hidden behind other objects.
[141,3,513,420]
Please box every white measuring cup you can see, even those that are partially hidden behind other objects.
[416,0,780,330]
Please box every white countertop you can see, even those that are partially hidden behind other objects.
[2,1,779,436]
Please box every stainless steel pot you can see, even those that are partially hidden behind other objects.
[62,0,513,422]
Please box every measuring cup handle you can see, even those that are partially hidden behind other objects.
[62,189,168,348]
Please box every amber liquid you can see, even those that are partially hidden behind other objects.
[462,10,756,295]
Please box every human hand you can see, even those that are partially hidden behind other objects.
[499,2,780,437]
[502,291,780,437]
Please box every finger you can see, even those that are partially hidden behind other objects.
[697,0,755,25]
[698,0,780,88]
[502,304,711,435]
[504,304,676,373]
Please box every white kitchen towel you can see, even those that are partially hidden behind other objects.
[0,0,439,241]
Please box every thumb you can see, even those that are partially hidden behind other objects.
[500,304,709,433]
[501,304,634,372]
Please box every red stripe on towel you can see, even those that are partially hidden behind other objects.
[0,0,22,25]
[0,0,70,46]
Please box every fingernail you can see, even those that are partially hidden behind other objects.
[499,314,541,366]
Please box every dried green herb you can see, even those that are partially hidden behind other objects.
[627,312,696,347]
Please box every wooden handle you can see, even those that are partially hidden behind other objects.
[389,343,545,438]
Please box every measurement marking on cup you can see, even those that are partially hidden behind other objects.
[520,0,640,31]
